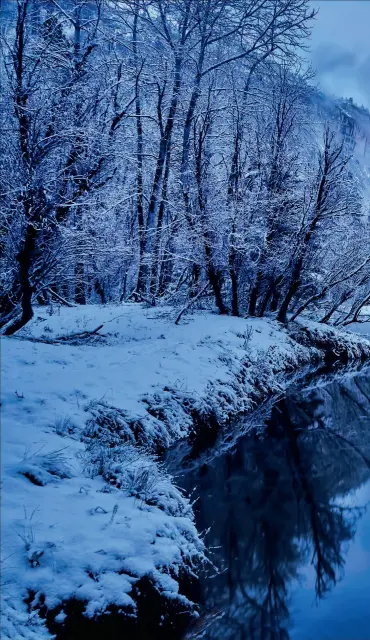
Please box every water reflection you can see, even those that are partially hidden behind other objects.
[179,369,370,639]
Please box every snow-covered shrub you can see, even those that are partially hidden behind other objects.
[82,402,138,447]
[236,325,254,352]
[83,442,192,518]
[52,415,77,438]
[25,541,57,569]
[81,440,120,478]
[0,596,51,640]
[42,325,53,334]
[17,448,73,486]
[83,398,181,451]
[113,460,192,518]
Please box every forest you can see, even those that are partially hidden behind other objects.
[1,0,369,334]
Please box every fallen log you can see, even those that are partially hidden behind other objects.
[175,284,210,325]
[46,288,76,308]
[56,324,105,342]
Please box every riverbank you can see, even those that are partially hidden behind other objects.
[178,367,370,640]
[1,304,369,639]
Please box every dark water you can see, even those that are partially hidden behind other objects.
[173,368,370,640]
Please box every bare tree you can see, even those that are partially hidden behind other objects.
[277,127,354,323]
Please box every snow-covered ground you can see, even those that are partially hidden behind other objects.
[348,322,370,338]
[348,306,370,338]
[1,303,369,638]
[1,304,317,451]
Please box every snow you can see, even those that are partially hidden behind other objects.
[1,303,369,638]
[1,304,308,450]
[348,322,370,338]
[7,304,291,410]
[347,307,370,338]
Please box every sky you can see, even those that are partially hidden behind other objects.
[308,0,370,108]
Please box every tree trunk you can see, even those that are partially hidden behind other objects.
[203,235,227,314]
[133,10,146,294]
[277,258,303,323]
[257,284,273,317]
[208,264,228,315]
[150,147,171,294]
[75,261,86,304]
[94,279,106,304]
[277,174,327,323]
[230,266,239,317]
[270,287,280,313]
[139,53,183,292]
[248,282,260,316]
[4,224,36,335]
[228,219,239,316]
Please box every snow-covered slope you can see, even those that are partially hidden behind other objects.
[1,304,369,638]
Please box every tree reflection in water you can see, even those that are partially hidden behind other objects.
[179,370,370,640]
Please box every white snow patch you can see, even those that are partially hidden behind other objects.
[2,303,369,637]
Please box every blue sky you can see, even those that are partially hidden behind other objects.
[309,0,370,107]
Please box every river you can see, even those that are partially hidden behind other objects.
[171,367,370,640]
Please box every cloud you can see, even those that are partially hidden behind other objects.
[358,56,370,88]
[312,45,357,73]
[310,43,370,109]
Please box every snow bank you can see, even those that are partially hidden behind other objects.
[1,303,369,638]
[2,304,318,448]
